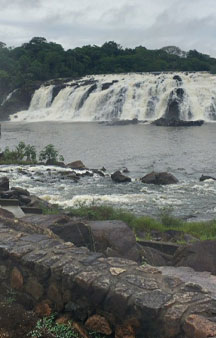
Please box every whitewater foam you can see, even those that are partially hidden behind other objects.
[9,72,216,122]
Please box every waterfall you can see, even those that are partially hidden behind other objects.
[1,89,18,106]
[9,72,216,122]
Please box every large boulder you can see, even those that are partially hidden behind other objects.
[152,87,204,127]
[0,177,9,191]
[66,160,87,170]
[138,245,172,266]
[87,220,140,262]
[22,215,140,262]
[141,171,178,185]
[173,240,216,275]
[111,170,131,183]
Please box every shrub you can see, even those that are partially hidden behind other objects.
[39,144,64,163]
[1,141,37,163]
[28,314,106,338]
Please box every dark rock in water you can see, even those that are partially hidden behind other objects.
[152,85,204,127]
[152,117,204,127]
[173,240,216,275]
[106,118,139,126]
[165,87,185,120]
[77,84,97,110]
[0,177,9,191]
[87,220,140,262]
[200,174,216,181]
[141,171,178,185]
[66,160,87,170]
[173,75,182,82]
[76,171,93,177]
[91,169,105,177]
[46,159,66,167]
[122,167,130,173]
[101,80,118,90]
[111,170,131,183]
[11,187,30,197]
[51,84,67,103]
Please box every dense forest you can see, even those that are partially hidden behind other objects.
[1,37,216,97]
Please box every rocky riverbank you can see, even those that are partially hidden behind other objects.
[0,210,216,337]
[0,173,216,337]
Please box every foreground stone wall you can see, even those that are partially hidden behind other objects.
[0,216,216,338]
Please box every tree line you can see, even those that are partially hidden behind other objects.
[1,37,216,97]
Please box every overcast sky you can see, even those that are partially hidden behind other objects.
[0,0,216,56]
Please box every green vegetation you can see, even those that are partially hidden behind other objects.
[39,144,64,163]
[5,289,16,305]
[0,142,64,165]
[1,37,216,102]
[28,314,106,338]
[62,204,216,241]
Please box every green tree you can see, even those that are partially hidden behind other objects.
[39,144,64,163]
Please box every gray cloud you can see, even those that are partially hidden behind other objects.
[0,0,41,9]
[0,0,216,56]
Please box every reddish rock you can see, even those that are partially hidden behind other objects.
[73,322,89,338]
[56,314,71,325]
[183,314,216,338]
[115,324,135,338]
[10,267,23,290]
[35,301,52,317]
[25,278,44,300]
[85,315,112,335]
[48,283,63,311]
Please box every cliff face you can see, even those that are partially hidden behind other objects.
[0,82,41,121]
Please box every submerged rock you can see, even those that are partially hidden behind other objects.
[105,118,139,126]
[111,170,131,183]
[173,75,182,82]
[0,177,9,191]
[200,174,216,181]
[152,117,204,127]
[141,171,178,185]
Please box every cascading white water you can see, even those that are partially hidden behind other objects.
[9,72,216,122]
[1,89,18,106]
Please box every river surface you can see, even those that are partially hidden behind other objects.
[1,121,216,221]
